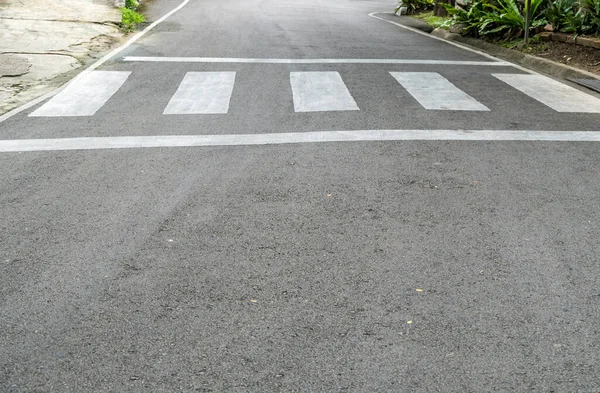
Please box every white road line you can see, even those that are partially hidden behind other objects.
[29,71,131,117]
[164,72,236,114]
[0,0,192,123]
[290,72,359,112]
[493,74,600,113]
[391,72,489,111]
[123,56,513,66]
[1,130,600,152]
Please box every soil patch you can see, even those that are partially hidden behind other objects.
[518,40,600,76]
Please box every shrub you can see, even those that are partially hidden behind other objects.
[544,0,600,35]
[125,0,140,10]
[121,7,145,31]
[396,0,435,14]
[578,0,600,35]
[444,0,547,38]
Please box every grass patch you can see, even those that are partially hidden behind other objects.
[495,36,550,53]
[121,7,145,32]
[411,11,452,30]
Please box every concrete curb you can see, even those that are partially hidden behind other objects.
[394,14,598,80]
[431,29,599,80]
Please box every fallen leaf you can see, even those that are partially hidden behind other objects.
[250,299,258,303]
[327,194,332,197]
[416,288,423,292]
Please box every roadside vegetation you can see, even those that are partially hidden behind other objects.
[121,0,145,32]
[397,0,600,38]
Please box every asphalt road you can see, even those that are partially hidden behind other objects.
[1,0,600,391]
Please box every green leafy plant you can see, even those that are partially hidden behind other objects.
[125,0,140,10]
[544,0,599,36]
[578,0,600,35]
[396,0,434,14]
[443,0,492,36]
[482,0,548,36]
[545,0,577,31]
[444,0,548,37]
[121,7,145,31]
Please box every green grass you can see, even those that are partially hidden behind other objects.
[121,7,145,32]
[496,35,550,53]
[411,11,452,30]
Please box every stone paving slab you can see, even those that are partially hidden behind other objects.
[0,0,121,23]
[0,54,31,77]
[0,19,120,54]
[0,0,125,115]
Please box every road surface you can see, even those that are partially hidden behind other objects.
[1,0,600,391]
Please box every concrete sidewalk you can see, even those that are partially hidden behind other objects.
[0,0,124,115]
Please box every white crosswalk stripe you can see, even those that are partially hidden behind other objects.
[290,71,359,112]
[493,74,600,113]
[30,71,131,117]
[390,72,489,111]
[164,72,237,114]
[25,71,600,117]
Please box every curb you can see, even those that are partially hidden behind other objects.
[431,29,600,80]
[392,15,598,80]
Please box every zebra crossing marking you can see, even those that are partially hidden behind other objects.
[29,71,131,117]
[493,74,600,113]
[390,72,490,111]
[24,71,600,118]
[164,72,236,114]
[290,72,359,112]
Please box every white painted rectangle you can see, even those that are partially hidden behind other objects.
[493,74,600,113]
[164,72,236,114]
[30,71,131,117]
[390,72,489,111]
[290,72,359,112]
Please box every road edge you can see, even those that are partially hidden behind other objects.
[431,29,600,81]
[369,13,600,81]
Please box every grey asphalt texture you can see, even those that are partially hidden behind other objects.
[1,0,600,391]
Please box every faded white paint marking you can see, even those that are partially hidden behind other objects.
[29,71,131,117]
[1,130,600,152]
[290,72,359,112]
[123,56,512,66]
[391,72,489,111]
[493,74,600,113]
[164,72,236,115]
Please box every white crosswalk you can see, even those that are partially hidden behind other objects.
[30,71,131,117]
[28,71,600,117]
[493,74,600,113]
[164,72,236,114]
[391,72,489,111]
[290,72,359,112]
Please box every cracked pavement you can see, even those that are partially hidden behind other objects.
[0,0,123,114]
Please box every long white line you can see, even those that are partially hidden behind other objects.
[0,0,192,124]
[367,12,535,74]
[1,130,599,152]
[122,56,512,66]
